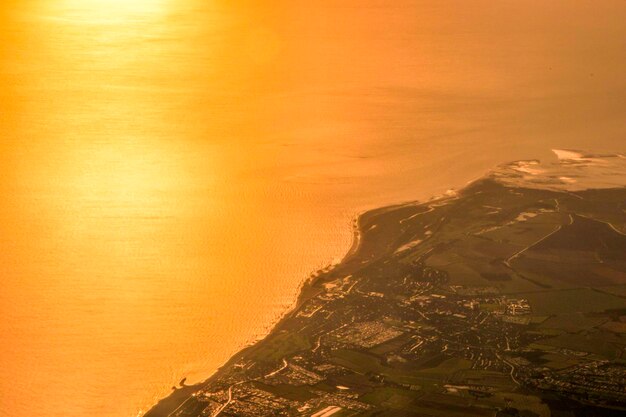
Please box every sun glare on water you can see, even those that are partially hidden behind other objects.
[54,0,171,23]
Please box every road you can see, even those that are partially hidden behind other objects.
[213,359,289,416]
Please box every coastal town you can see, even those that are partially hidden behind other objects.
[147,167,626,417]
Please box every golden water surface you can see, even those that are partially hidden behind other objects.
[1,1,624,416]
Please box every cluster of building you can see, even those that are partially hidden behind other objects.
[521,361,626,408]
[328,320,404,349]
[167,253,623,416]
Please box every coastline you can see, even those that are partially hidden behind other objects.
[143,204,407,416]
[143,158,506,416]
[144,149,626,415]
[143,170,495,417]
[146,148,624,416]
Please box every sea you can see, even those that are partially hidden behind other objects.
[0,1,624,416]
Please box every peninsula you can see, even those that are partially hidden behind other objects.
[146,151,626,417]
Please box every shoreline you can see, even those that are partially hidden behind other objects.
[143,169,495,417]
[145,149,622,416]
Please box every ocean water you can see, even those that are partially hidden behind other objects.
[0,1,624,416]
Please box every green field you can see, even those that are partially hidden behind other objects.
[518,288,626,315]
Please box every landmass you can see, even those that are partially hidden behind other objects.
[146,150,626,417]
